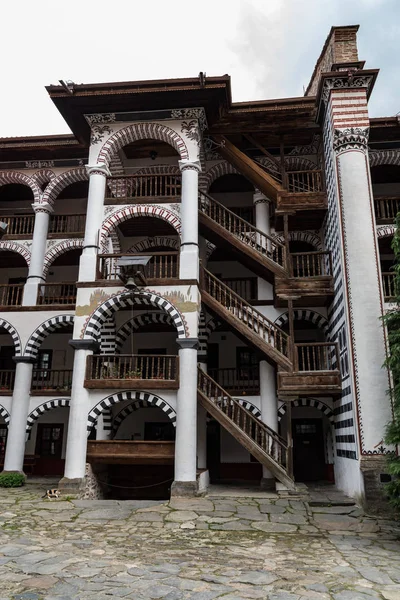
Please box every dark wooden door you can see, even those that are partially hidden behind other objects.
[293,418,325,482]
[35,423,64,476]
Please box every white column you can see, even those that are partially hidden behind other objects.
[253,190,273,301]
[259,359,278,488]
[60,340,97,490]
[197,360,207,470]
[22,203,53,306]
[334,129,390,452]
[171,338,198,496]
[3,358,34,473]
[78,164,110,283]
[179,160,201,280]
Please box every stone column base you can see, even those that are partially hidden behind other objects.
[58,477,86,495]
[1,470,26,479]
[170,480,198,497]
[260,477,276,491]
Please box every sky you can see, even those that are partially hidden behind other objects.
[1,0,399,137]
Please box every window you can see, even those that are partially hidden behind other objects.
[35,350,53,380]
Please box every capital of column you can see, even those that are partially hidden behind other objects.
[176,337,199,350]
[13,356,36,364]
[86,163,111,177]
[32,202,53,215]
[178,160,201,173]
[69,339,100,352]
[253,190,270,205]
[333,127,369,155]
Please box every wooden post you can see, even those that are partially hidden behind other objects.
[280,137,288,189]
[286,399,294,480]
[287,297,296,368]
[283,213,293,276]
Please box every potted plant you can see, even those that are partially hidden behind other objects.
[126,368,143,379]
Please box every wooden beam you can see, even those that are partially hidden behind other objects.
[213,135,284,202]
[243,134,280,169]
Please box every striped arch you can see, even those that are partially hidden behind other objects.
[285,157,318,171]
[87,390,176,434]
[370,150,400,168]
[112,396,177,436]
[0,318,22,356]
[97,122,189,165]
[0,171,42,203]
[0,404,10,425]
[31,169,56,188]
[278,398,334,423]
[205,316,222,340]
[116,313,174,351]
[134,165,180,177]
[42,167,88,207]
[205,162,243,191]
[236,399,261,419]
[273,230,323,251]
[83,291,187,342]
[43,239,83,277]
[100,205,181,252]
[129,237,180,253]
[377,225,395,239]
[25,315,74,359]
[0,241,31,266]
[26,398,70,437]
[274,310,330,340]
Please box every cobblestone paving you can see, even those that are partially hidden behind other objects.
[1,485,400,599]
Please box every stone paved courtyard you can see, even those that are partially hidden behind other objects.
[1,483,400,599]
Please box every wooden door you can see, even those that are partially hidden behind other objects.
[293,418,325,482]
[34,423,64,476]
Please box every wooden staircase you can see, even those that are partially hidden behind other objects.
[200,266,292,371]
[199,191,287,280]
[197,369,295,490]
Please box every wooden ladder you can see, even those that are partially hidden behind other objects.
[197,369,295,490]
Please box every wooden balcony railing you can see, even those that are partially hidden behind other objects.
[0,215,34,236]
[208,366,260,394]
[0,284,24,306]
[31,369,73,391]
[106,174,181,200]
[97,252,179,281]
[49,214,86,235]
[374,197,400,223]
[201,267,290,360]
[86,354,179,384]
[291,251,332,278]
[37,283,77,305]
[199,192,286,269]
[0,370,15,391]
[382,272,396,301]
[0,214,86,237]
[230,206,255,225]
[221,277,258,301]
[294,342,340,372]
[286,170,324,194]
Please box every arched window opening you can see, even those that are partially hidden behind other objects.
[0,250,28,307]
[371,165,400,218]
[31,323,74,396]
[0,183,34,214]
[52,182,88,236]
[26,404,70,477]
[0,325,21,392]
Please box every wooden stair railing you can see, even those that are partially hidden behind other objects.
[199,191,287,277]
[200,266,292,371]
[197,369,295,489]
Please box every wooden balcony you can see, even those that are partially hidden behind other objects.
[31,369,73,394]
[105,174,181,203]
[275,251,334,306]
[96,251,179,282]
[0,284,24,307]
[374,197,400,224]
[208,366,260,395]
[37,283,77,306]
[84,354,179,389]
[0,214,85,239]
[275,170,327,230]
[87,440,175,464]
[382,272,395,302]
[278,342,341,398]
[0,370,15,394]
